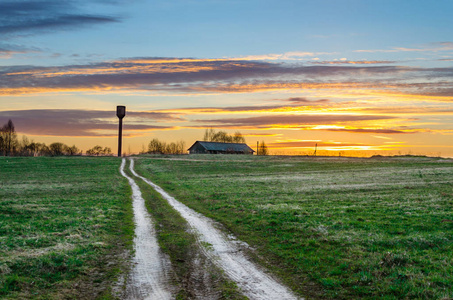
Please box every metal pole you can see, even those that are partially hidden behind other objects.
[118,118,123,157]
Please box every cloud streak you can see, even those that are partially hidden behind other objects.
[324,128,415,134]
[0,1,120,36]
[233,51,333,61]
[268,141,369,149]
[0,43,41,58]
[1,57,452,101]
[355,42,453,53]
[157,98,331,114]
[195,114,395,128]
[311,60,396,65]
[0,109,179,137]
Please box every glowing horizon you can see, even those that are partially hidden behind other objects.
[1,1,452,157]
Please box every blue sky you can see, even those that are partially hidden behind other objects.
[5,0,453,64]
[1,0,453,156]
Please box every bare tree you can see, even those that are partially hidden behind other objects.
[49,142,67,156]
[203,128,216,142]
[148,138,165,154]
[203,129,245,143]
[0,120,18,156]
[257,141,269,155]
[165,141,186,154]
[104,147,112,156]
[232,131,246,143]
[147,138,186,154]
[86,145,104,156]
[66,145,82,156]
[212,131,232,143]
[18,136,32,156]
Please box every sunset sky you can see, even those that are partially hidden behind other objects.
[1,0,453,156]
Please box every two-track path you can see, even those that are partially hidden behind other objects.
[121,158,300,299]
[120,159,174,300]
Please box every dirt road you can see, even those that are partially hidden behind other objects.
[120,159,175,300]
[128,158,300,300]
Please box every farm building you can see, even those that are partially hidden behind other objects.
[188,141,255,155]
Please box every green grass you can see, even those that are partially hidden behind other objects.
[134,154,453,299]
[0,157,134,299]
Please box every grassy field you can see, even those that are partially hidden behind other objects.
[134,155,453,299]
[0,157,133,299]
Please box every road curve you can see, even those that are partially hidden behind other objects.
[129,158,300,300]
[120,158,174,300]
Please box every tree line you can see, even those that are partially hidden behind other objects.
[203,128,246,143]
[143,139,186,154]
[1,119,268,156]
[143,129,250,155]
[142,129,269,155]
[203,129,268,155]
[0,120,112,156]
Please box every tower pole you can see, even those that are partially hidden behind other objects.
[116,106,126,157]
[118,118,123,157]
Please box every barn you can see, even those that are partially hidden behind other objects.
[188,141,255,155]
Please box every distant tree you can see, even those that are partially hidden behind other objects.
[232,131,246,143]
[212,131,232,143]
[203,129,245,143]
[86,145,105,156]
[26,142,41,157]
[257,141,269,156]
[0,121,84,157]
[166,142,177,154]
[7,137,82,157]
[103,147,112,156]
[148,138,165,154]
[176,140,186,154]
[203,128,216,142]
[147,138,186,154]
[66,145,82,156]
[0,120,18,156]
[165,141,186,154]
[0,135,3,156]
[49,142,67,156]
[39,143,51,156]
[19,136,35,156]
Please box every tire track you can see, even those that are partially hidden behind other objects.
[129,158,300,300]
[120,158,175,300]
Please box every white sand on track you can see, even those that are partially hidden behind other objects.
[120,159,174,300]
[129,158,300,300]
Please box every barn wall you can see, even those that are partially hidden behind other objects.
[189,143,207,154]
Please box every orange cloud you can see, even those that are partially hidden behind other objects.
[324,128,418,134]
[1,57,452,104]
[195,114,396,128]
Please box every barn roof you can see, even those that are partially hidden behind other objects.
[188,141,255,152]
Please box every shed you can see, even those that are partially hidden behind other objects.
[188,141,255,155]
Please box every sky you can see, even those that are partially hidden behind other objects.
[1,0,452,156]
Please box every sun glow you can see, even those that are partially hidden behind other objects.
[312,125,346,130]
